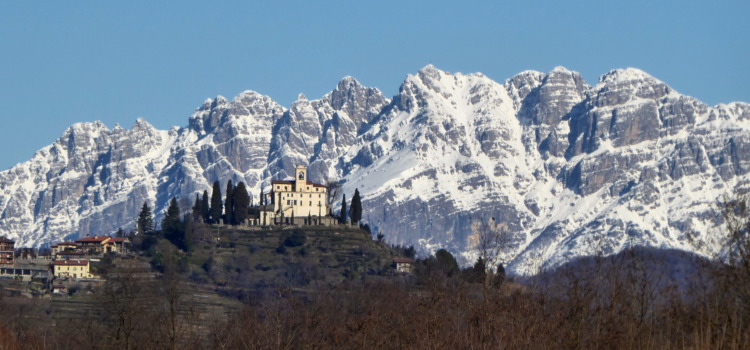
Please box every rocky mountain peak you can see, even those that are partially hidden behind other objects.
[505,70,546,108]
[132,118,155,131]
[2,66,749,280]
[598,67,655,84]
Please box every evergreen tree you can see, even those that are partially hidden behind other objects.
[233,182,250,225]
[492,264,506,288]
[260,189,265,206]
[115,227,125,238]
[225,180,234,225]
[137,202,154,235]
[340,193,348,224]
[468,257,487,284]
[182,214,194,252]
[350,188,362,225]
[192,194,202,223]
[162,197,182,243]
[210,181,222,224]
[435,249,460,277]
[201,190,210,223]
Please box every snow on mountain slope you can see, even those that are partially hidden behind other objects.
[1,65,748,277]
[0,120,176,246]
[339,66,750,275]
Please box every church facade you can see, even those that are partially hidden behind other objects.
[259,165,333,225]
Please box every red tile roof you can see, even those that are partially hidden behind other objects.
[51,241,77,247]
[0,236,15,244]
[76,236,111,243]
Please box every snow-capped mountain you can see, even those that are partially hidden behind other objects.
[1,65,748,275]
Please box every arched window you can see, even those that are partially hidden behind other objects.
[298,172,305,180]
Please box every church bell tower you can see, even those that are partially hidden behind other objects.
[295,165,307,190]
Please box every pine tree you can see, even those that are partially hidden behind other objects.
[340,193,348,224]
[210,181,222,224]
[260,189,265,206]
[201,190,210,223]
[225,180,234,225]
[115,227,125,238]
[162,197,182,238]
[233,182,250,225]
[351,188,362,225]
[137,202,154,235]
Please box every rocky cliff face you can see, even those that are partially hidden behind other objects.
[1,65,748,275]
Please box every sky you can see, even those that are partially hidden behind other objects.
[0,0,748,171]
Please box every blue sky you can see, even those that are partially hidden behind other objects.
[0,1,748,171]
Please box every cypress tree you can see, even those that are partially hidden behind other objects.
[340,193,348,224]
[210,181,222,224]
[192,194,202,223]
[233,182,250,225]
[201,190,210,223]
[351,188,362,225]
[225,180,234,225]
[137,202,154,235]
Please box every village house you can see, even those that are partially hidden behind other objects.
[0,236,14,265]
[75,236,112,254]
[52,260,93,279]
[51,241,78,255]
[393,258,415,274]
[108,237,130,253]
[260,165,337,226]
[74,235,129,254]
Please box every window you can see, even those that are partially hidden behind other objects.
[287,200,290,205]
[294,200,297,205]
[276,186,280,190]
[309,201,312,206]
[299,171,305,180]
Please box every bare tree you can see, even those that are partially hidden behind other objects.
[323,174,342,213]
[718,192,750,315]
[468,217,513,293]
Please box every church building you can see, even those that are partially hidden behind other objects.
[260,165,332,225]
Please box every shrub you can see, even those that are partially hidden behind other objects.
[284,229,307,247]
[276,244,287,254]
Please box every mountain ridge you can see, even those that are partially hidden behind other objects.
[1,65,748,275]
